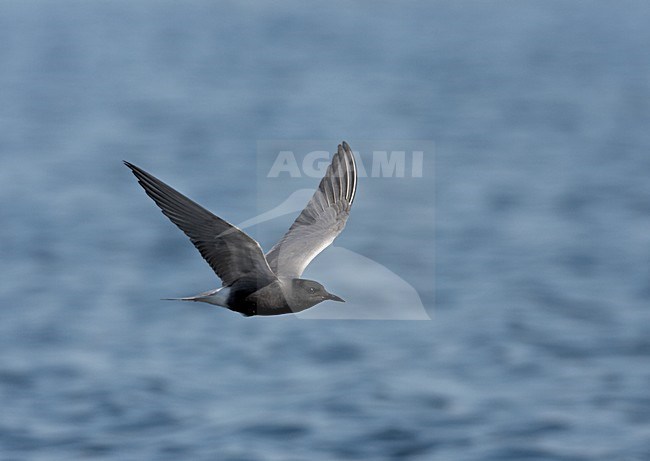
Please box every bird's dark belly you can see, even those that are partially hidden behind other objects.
[227,297,293,317]
[226,280,291,316]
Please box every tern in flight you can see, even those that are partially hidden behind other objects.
[124,142,357,316]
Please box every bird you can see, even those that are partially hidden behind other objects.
[124,141,357,316]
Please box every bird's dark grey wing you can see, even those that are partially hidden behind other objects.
[265,141,357,278]
[124,162,277,287]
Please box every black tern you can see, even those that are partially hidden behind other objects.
[125,142,357,316]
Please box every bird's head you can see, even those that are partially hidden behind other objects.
[290,278,345,309]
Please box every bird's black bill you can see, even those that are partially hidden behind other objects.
[326,293,345,302]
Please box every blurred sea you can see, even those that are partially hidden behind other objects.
[1,1,650,460]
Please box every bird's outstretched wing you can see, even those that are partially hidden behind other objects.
[125,162,277,287]
[266,141,357,278]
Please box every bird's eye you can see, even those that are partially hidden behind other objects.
[309,287,316,294]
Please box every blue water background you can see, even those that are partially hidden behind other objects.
[1,1,650,459]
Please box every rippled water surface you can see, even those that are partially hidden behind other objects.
[1,1,650,460]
